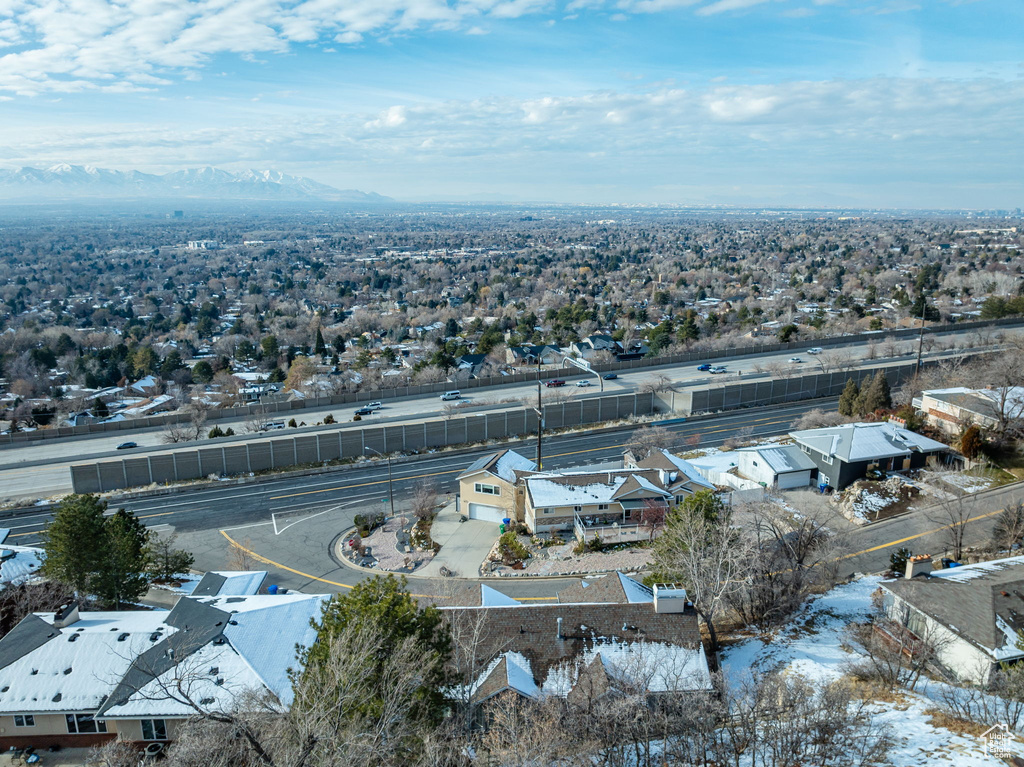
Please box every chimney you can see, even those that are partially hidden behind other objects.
[53,602,79,629]
[653,584,689,613]
[905,555,933,580]
[556,617,563,639]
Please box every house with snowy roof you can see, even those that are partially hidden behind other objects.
[0,584,327,750]
[789,421,950,490]
[915,386,1024,437]
[879,554,1024,684]
[441,573,711,720]
[457,449,538,524]
[526,455,713,539]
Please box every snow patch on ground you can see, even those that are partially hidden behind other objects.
[721,577,1024,765]
[150,572,202,595]
[942,473,998,494]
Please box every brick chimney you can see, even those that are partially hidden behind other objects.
[905,555,933,580]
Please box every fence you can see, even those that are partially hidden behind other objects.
[573,514,648,545]
[8,315,1023,448]
[69,392,656,493]
[681,362,924,415]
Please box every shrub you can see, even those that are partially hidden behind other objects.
[323,413,335,424]
[288,418,298,428]
[890,547,911,576]
[497,531,530,564]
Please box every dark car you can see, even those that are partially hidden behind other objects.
[354,407,375,416]
[696,364,711,371]
[116,441,138,450]
[545,379,566,387]
[602,373,618,380]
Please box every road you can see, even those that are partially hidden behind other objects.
[7,394,1022,603]
[0,322,1015,501]
[2,400,827,600]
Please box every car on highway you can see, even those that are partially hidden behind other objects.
[368,401,383,409]
[575,380,591,387]
[696,364,712,371]
[546,379,566,387]
[710,366,728,374]
[261,421,286,431]
[789,357,803,363]
[116,441,138,450]
[354,407,376,416]
[603,373,618,380]
[807,347,823,354]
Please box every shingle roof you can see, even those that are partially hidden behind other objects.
[882,555,1024,660]
[458,449,536,482]
[556,573,653,605]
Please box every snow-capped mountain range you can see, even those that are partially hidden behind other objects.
[0,164,391,202]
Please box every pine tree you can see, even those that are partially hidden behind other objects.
[838,379,859,417]
[40,494,108,598]
[91,509,151,610]
[858,371,892,415]
[300,575,452,725]
[314,327,327,356]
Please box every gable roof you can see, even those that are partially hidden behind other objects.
[631,450,716,490]
[193,571,267,597]
[525,467,691,509]
[882,555,1024,661]
[458,449,537,482]
[736,444,817,473]
[789,422,949,462]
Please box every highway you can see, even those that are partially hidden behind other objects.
[0,321,1016,501]
[5,394,1021,603]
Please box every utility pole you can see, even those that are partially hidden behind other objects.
[535,357,543,470]
[365,447,395,518]
[915,291,928,373]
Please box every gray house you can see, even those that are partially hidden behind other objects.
[789,421,950,490]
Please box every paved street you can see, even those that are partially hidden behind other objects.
[0,322,1014,500]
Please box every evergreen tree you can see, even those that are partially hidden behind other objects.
[40,494,107,598]
[300,575,452,725]
[838,379,860,417]
[146,533,195,583]
[314,328,327,356]
[858,370,892,415]
[91,509,150,610]
[91,397,109,419]
[192,360,214,383]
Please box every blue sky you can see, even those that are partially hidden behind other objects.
[0,0,1021,207]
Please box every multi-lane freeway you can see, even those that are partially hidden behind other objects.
[0,321,1017,501]
[5,395,1022,602]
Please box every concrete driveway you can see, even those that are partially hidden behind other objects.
[417,503,500,578]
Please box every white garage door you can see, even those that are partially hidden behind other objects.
[468,503,506,524]
[777,470,812,490]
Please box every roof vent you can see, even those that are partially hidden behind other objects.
[1,686,9,693]
[30,669,37,676]
[117,633,129,642]
[53,602,80,629]
[215,677,224,686]
[52,693,61,702]
[209,667,219,675]
[63,667,72,675]
[149,632,161,641]
[68,634,78,643]
[200,697,215,705]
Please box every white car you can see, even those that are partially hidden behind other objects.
[710,366,728,374]
[807,347,823,354]
[575,380,591,387]
[789,357,803,363]
[368,401,383,409]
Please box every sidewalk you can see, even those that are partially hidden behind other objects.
[416,503,499,578]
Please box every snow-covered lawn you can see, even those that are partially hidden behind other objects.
[722,577,1024,766]
[942,472,999,494]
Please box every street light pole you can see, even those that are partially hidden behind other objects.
[535,356,543,470]
[365,447,395,518]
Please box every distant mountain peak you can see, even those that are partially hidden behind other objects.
[0,164,391,203]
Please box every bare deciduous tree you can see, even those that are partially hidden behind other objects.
[623,424,674,461]
[638,373,675,394]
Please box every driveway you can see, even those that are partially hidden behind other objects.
[417,503,500,578]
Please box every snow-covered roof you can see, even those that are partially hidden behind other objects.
[459,449,537,482]
[541,640,711,696]
[0,546,43,586]
[193,571,267,597]
[527,475,628,507]
[789,422,948,462]
[0,587,327,720]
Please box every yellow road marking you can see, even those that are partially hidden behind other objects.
[218,529,555,600]
[840,507,1008,561]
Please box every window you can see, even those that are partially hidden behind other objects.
[821,453,833,465]
[141,719,168,741]
[541,508,553,515]
[474,483,500,496]
[66,714,107,734]
[597,504,609,511]
[14,715,34,727]
[801,444,810,454]
[573,505,583,513]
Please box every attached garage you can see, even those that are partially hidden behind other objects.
[468,503,506,524]
[776,470,814,490]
